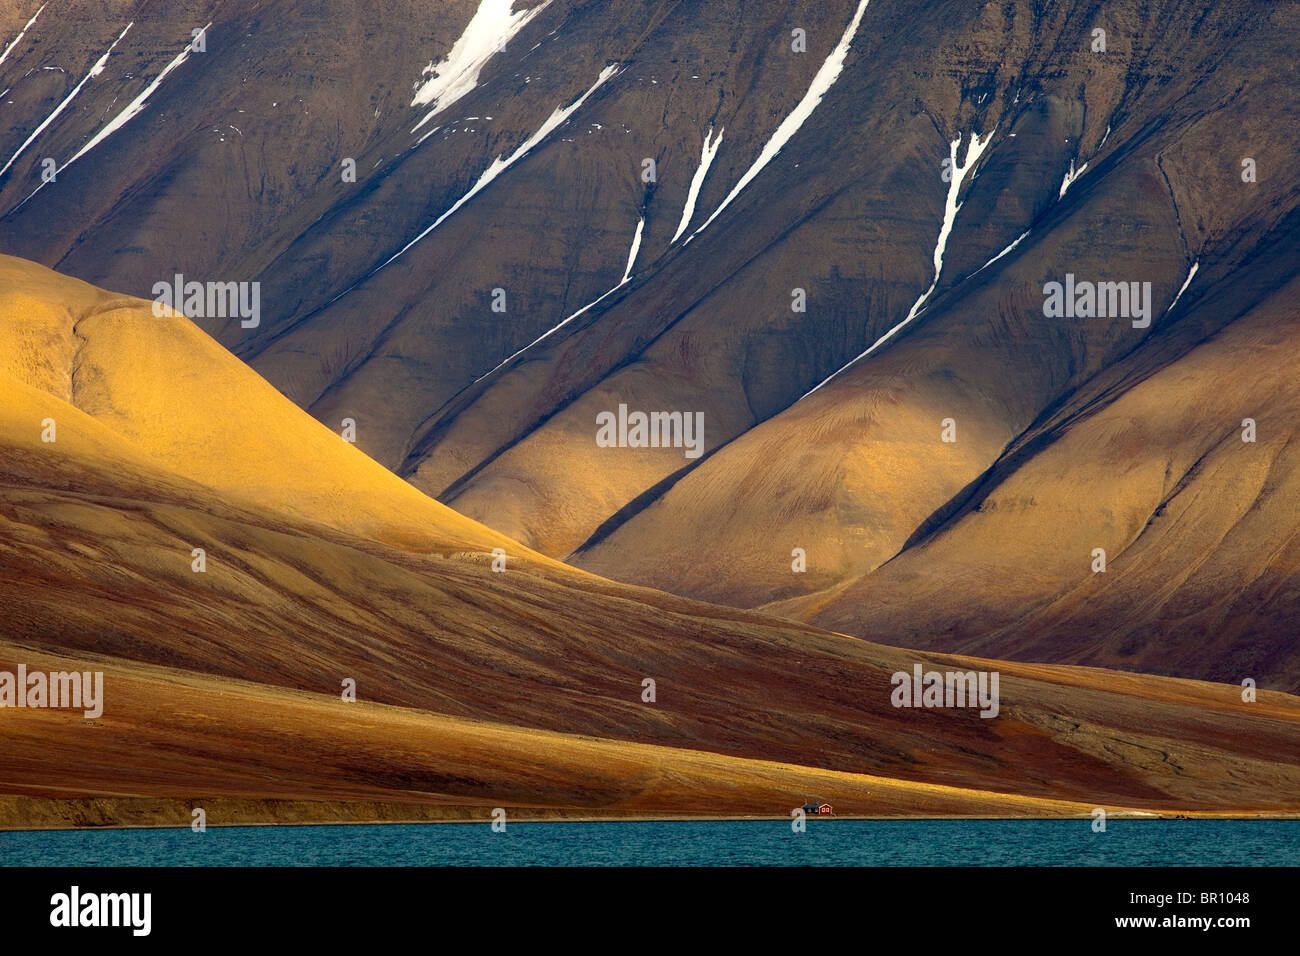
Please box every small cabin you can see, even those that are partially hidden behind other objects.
[801,802,833,815]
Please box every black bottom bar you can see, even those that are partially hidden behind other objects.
[0,866,1287,943]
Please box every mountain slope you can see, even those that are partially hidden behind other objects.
[577,195,1300,691]
[771,268,1300,690]
[1,1,1297,706]
[3,255,1300,817]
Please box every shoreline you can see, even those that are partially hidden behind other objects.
[4,810,1298,834]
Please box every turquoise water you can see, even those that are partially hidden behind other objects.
[1,819,1296,866]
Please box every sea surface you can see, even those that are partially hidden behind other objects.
[2,819,1296,866]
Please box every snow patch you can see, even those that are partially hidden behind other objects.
[1058,159,1088,199]
[1,22,133,178]
[801,128,994,399]
[971,229,1029,278]
[0,3,45,69]
[670,126,723,243]
[64,24,210,171]
[621,216,644,283]
[322,61,618,301]
[691,0,871,239]
[471,281,614,385]
[411,0,552,132]
[475,211,645,385]
[902,129,995,321]
[382,63,618,269]
[12,22,208,211]
[1165,260,1198,315]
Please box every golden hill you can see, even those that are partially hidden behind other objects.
[0,256,541,559]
